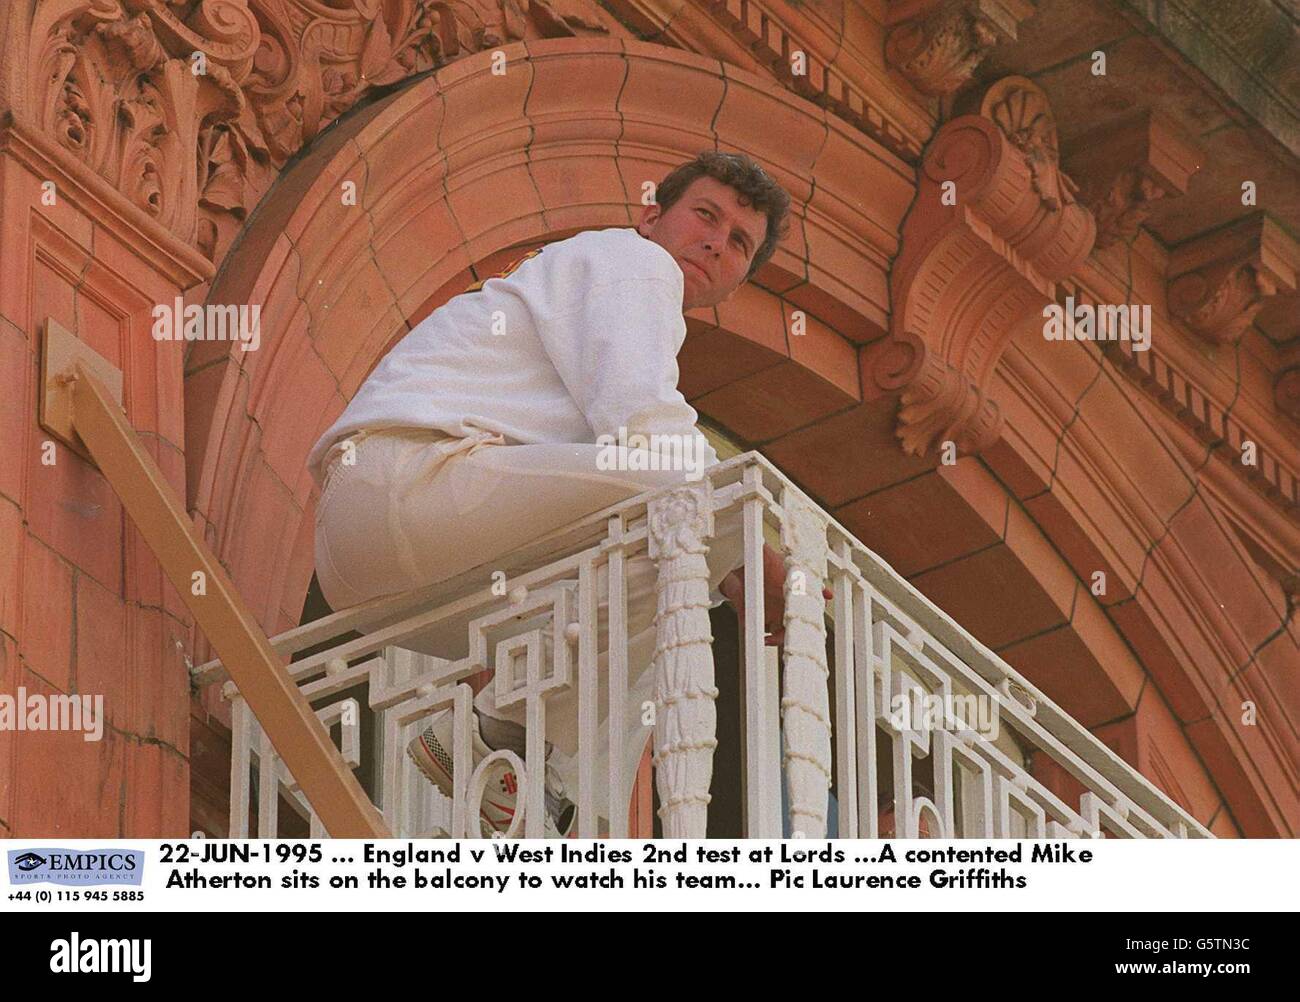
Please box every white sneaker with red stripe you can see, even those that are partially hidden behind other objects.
[406,708,575,838]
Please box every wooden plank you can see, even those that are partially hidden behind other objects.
[60,347,389,838]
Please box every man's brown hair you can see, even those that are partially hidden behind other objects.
[655,151,792,280]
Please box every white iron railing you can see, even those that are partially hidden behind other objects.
[195,452,1211,840]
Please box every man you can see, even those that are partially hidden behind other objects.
[308,151,800,836]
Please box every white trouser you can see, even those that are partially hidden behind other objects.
[314,427,745,816]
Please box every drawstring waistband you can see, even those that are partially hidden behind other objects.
[320,426,506,502]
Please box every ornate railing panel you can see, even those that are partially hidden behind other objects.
[197,452,1211,840]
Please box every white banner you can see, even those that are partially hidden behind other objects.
[4,838,1297,912]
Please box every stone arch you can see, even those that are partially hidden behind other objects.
[993,327,1297,836]
[182,38,1291,836]
[183,36,912,652]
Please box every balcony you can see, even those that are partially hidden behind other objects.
[193,451,1211,840]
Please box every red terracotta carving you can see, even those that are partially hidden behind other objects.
[896,351,1003,455]
[885,0,1036,98]
[879,75,1095,457]
[1103,331,1300,517]
[528,0,609,35]
[1065,110,1201,250]
[27,1,255,245]
[1167,213,1298,347]
[15,0,603,258]
[693,0,925,160]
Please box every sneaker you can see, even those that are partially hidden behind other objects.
[407,709,576,838]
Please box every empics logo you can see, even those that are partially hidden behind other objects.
[50,933,151,982]
[7,848,144,886]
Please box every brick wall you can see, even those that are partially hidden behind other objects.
[0,129,197,836]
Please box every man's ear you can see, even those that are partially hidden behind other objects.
[636,202,661,235]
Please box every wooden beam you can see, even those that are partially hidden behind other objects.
[41,320,388,838]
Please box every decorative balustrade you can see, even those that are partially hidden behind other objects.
[195,452,1211,840]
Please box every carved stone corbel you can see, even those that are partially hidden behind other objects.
[885,0,1037,97]
[1167,213,1298,347]
[878,75,1095,457]
[1064,109,1201,249]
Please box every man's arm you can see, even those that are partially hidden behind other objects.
[533,265,719,468]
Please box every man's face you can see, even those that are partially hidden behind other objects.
[637,176,769,310]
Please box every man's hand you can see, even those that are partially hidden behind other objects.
[718,543,834,646]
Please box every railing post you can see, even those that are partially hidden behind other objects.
[603,521,631,839]
[647,483,719,838]
[779,490,833,838]
[740,466,782,837]
[831,539,859,838]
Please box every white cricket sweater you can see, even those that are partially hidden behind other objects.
[306,227,719,484]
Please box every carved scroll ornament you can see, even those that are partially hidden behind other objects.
[872,76,1095,458]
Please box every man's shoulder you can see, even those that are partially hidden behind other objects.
[547,227,681,281]
[456,228,672,298]
[447,227,682,310]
